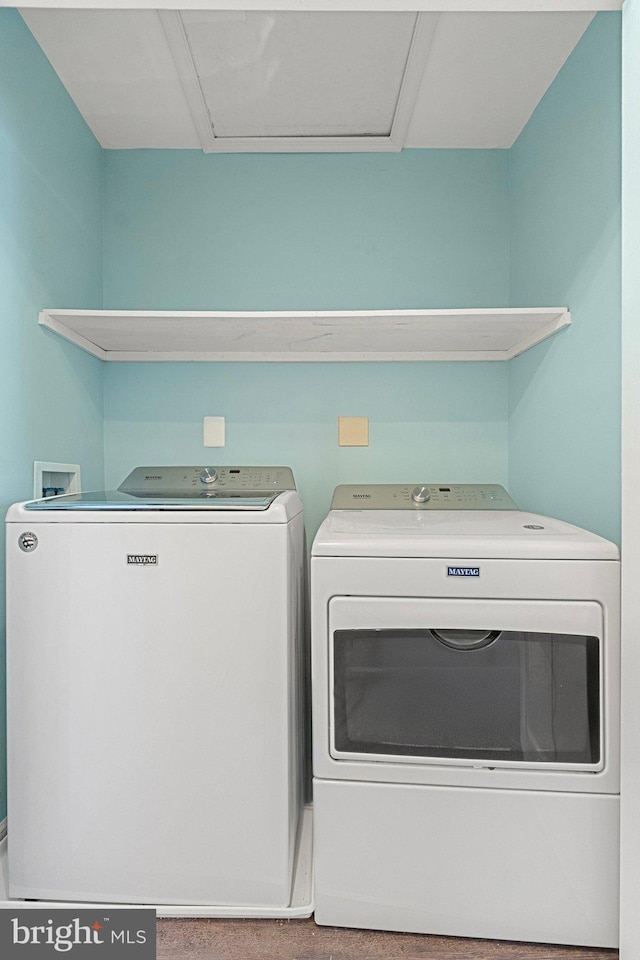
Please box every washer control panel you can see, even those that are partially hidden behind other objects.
[120,465,296,496]
[330,484,518,510]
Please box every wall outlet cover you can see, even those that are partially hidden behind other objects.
[338,416,369,447]
[203,416,226,447]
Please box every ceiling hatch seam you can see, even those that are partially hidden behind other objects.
[159,10,217,151]
[158,9,439,153]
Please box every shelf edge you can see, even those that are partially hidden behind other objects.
[39,311,108,361]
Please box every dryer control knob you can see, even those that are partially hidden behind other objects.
[199,468,218,485]
[411,485,430,503]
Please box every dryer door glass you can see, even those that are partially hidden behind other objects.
[332,628,600,766]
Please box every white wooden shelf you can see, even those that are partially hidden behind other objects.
[38,307,571,362]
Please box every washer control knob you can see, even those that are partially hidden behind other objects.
[411,485,430,503]
[199,467,218,485]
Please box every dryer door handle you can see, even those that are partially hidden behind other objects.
[431,628,500,651]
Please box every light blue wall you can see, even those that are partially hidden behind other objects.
[620,3,640,953]
[102,150,510,535]
[103,150,509,311]
[0,9,105,817]
[508,12,621,542]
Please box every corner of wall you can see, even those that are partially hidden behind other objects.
[505,11,621,542]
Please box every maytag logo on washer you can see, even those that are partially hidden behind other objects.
[127,555,158,566]
[447,566,480,577]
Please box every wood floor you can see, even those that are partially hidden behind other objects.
[156,918,618,960]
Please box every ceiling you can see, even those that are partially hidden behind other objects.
[19,6,598,152]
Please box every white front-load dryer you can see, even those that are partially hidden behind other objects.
[311,483,620,947]
[6,465,307,912]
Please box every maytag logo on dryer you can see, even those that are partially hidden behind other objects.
[127,554,158,566]
[447,566,480,577]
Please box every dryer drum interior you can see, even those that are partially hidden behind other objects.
[332,627,601,764]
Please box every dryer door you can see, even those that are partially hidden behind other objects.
[329,597,604,773]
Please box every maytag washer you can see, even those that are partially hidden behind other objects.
[311,483,620,947]
[6,466,310,915]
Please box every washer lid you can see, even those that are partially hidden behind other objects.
[312,509,619,560]
[24,490,280,511]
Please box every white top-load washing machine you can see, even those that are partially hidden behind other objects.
[311,483,620,947]
[6,466,307,912]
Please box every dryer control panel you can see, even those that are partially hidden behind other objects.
[330,483,518,510]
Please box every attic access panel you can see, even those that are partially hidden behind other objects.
[160,10,435,152]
